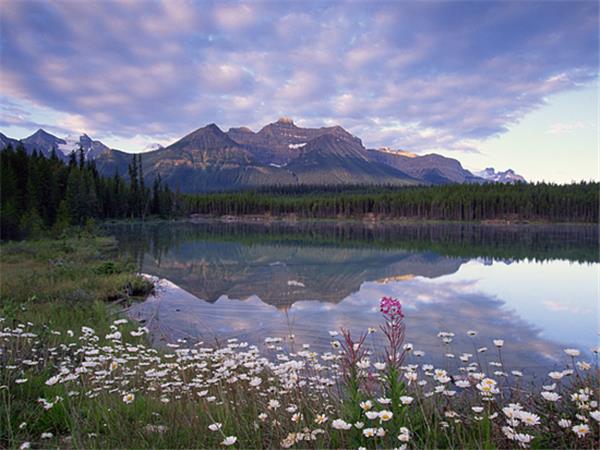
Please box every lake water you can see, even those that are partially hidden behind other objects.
[109,221,599,375]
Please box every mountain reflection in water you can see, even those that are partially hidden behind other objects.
[109,221,598,374]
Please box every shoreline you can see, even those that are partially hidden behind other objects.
[103,214,598,227]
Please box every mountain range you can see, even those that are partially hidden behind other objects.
[0,118,526,191]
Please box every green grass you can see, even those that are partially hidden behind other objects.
[0,235,154,448]
[1,235,151,304]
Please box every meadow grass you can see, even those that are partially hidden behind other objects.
[1,236,598,449]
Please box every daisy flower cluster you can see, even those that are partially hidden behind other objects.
[1,301,599,449]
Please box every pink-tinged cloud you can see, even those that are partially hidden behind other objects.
[0,0,597,152]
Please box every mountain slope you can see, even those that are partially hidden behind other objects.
[138,124,298,192]
[227,117,363,165]
[287,134,418,185]
[58,134,112,160]
[367,148,482,184]
[0,132,21,150]
[134,123,417,191]
[21,129,66,157]
[93,148,134,177]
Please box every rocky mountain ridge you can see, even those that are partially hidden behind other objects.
[0,119,526,191]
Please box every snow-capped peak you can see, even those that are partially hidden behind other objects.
[143,143,164,152]
[475,167,526,184]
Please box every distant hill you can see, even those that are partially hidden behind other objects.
[366,148,483,184]
[0,118,527,191]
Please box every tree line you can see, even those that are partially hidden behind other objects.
[183,182,599,223]
[1,144,597,240]
[0,144,179,240]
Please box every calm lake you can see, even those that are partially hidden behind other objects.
[109,221,599,375]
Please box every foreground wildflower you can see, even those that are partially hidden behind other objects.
[572,424,590,438]
[541,391,561,402]
[400,395,414,405]
[558,419,572,428]
[365,411,379,420]
[332,419,352,430]
[477,378,499,396]
[514,433,534,447]
[378,410,393,422]
[268,399,280,410]
[362,428,376,438]
[380,296,404,318]
[360,400,373,411]
[314,414,328,425]
[398,427,411,442]
[221,436,237,446]
[122,393,135,404]
[519,412,541,426]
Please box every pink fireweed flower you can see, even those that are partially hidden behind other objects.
[380,297,404,319]
[379,296,407,371]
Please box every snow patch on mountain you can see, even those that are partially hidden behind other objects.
[288,143,306,149]
[58,135,81,156]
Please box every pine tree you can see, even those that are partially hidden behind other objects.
[20,207,45,238]
[78,146,85,169]
[152,174,161,216]
[52,200,71,237]
[68,151,76,168]
[65,168,83,224]
[138,153,146,218]
[128,154,139,218]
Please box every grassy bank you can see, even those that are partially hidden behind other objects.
[1,236,599,449]
[0,235,154,447]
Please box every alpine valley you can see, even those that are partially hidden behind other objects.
[0,118,525,192]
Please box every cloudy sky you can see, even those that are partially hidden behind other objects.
[0,0,597,182]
